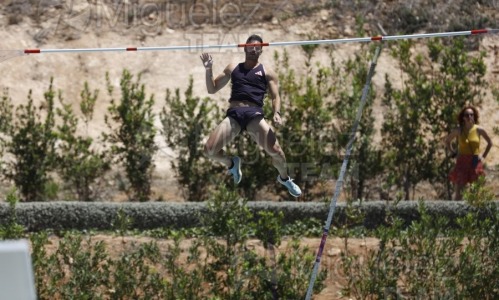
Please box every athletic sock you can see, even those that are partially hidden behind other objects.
[228,158,234,170]
[280,175,290,181]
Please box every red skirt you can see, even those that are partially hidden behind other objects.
[449,155,485,185]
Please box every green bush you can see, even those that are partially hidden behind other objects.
[104,70,158,202]
[462,175,495,208]
[0,189,25,239]
[160,77,223,201]
[0,80,58,201]
[56,82,110,201]
[274,48,338,200]
[332,44,383,200]
[340,201,499,298]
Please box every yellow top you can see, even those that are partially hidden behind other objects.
[458,125,480,155]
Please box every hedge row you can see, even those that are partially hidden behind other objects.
[0,201,497,232]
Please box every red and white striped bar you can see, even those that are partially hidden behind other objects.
[23,28,498,55]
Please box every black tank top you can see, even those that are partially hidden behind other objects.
[229,63,268,107]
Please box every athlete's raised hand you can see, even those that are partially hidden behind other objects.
[200,53,213,69]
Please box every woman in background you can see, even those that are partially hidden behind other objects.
[444,105,493,200]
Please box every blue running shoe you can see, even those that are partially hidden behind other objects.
[277,175,301,197]
[229,156,242,184]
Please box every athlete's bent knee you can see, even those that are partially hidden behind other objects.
[204,143,216,157]
[268,145,283,156]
